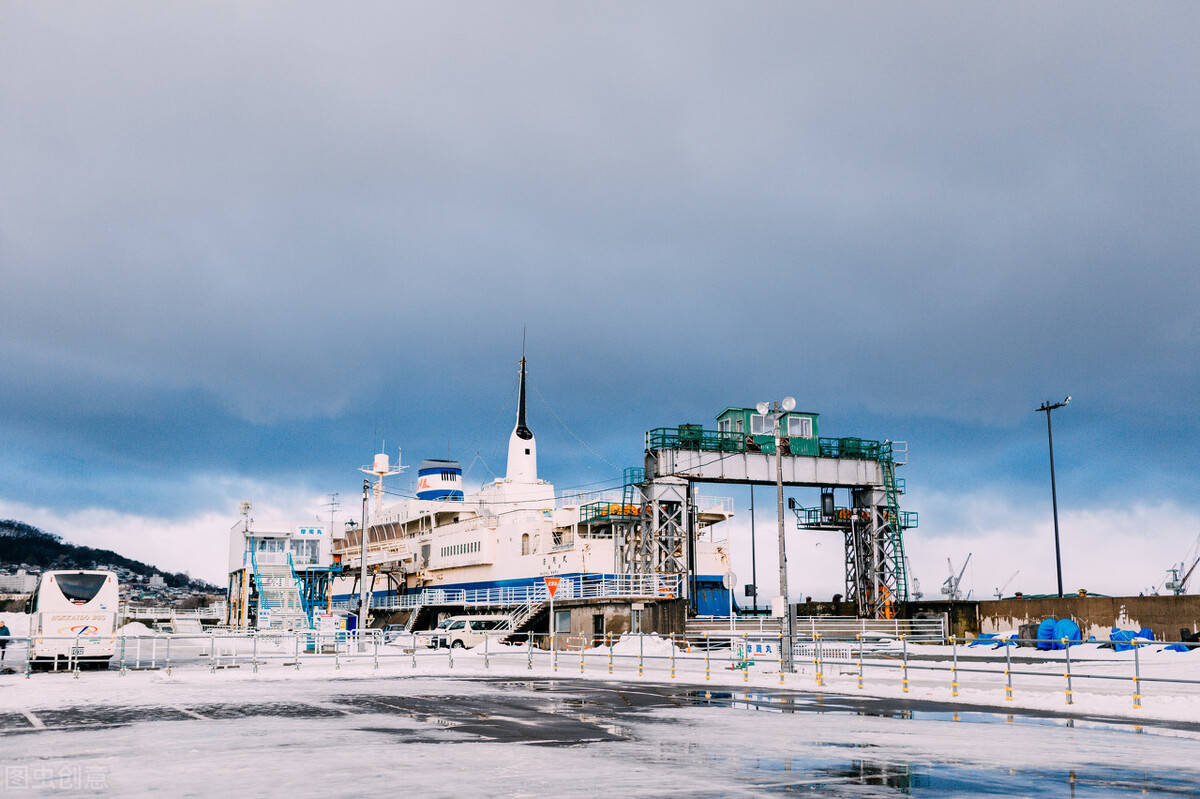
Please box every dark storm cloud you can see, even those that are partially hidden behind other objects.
[1,2,1198,515]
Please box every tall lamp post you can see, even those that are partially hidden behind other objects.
[1036,396,1071,598]
[757,396,796,671]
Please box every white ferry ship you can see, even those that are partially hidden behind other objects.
[328,357,736,616]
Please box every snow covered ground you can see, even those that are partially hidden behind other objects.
[1,634,1199,796]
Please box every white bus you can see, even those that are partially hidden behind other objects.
[26,570,119,670]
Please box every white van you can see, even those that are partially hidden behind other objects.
[428,615,513,649]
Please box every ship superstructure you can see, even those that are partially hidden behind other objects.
[329,357,735,621]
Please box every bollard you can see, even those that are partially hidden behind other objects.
[335,635,341,670]
[1063,638,1073,705]
[669,633,676,679]
[778,633,785,685]
[484,631,490,670]
[857,633,864,690]
[373,634,380,671]
[121,634,128,676]
[447,637,453,670]
[951,635,959,697]
[742,634,749,683]
[412,633,418,669]
[252,633,259,674]
[608,632,614,675]
[166,636,172,677]
[1004,640,1013,701]
[1132,641,1142,709]
[294,632,301,671]
[208,630,215,673]
[705,632,711,680]
[25,633,33,679]
[815,633,824,687]
[812,633,820,686]
[135,636,142,670]
[527,632,533,671]
[552,633,557,672]
[638,633,644,678]
[900,635,908,693]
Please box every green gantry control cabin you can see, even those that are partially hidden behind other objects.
[714,406,819,456]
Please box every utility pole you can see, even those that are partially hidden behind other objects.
[357,479,369,632]
[1036,396,1071,598]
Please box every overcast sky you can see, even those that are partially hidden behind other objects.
[2,3,1198,593]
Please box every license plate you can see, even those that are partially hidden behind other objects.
[70,646,85,657]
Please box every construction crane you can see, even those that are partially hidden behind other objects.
[993,569,1020,600]
[940,553,972,601]
[905,556,923,601]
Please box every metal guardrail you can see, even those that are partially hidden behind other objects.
[361,574,684,611]
[12,631,1199,712]
[121,604,226,620]
[645,427,894,461]
[688,615,946,643]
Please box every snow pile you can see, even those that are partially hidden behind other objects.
[609,634,679,658]
[116,622,159,636]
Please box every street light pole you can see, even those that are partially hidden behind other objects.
[773,403,793,671]
[1036,396,1071,599]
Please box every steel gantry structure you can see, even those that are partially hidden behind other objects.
[587,423,918,619]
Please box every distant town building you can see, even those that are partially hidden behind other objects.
[0,569,38,594]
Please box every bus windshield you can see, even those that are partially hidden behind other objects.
[54,573,109,604]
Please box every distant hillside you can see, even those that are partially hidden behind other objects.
[0,519,217,592]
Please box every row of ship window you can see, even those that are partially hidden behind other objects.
[440,540,481,558]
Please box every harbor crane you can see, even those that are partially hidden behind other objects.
[994,569,1020,600]
[940,553,971,601]
[1164,531,1200,595]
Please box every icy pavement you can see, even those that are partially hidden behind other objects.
[2,667,1200,797]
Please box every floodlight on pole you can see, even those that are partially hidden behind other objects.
[1035,396,1071,598]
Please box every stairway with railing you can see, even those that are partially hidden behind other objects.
[880,443,909,605]
[504,599,546,641]
[251,550,310,631]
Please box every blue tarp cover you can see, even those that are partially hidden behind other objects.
[1036,617,1059,650]
[1051,618,1081,648]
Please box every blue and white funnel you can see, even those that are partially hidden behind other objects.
[416,459,464,500]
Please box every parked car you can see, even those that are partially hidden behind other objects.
[427,615,514,649]
[382,624,407,643]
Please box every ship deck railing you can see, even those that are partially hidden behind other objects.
[355,573,684,612]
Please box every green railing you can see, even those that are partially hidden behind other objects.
[646,426,889,461]
[794,506,918,529]
[580,501,642,524]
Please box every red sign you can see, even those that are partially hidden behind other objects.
[544,576,561,598]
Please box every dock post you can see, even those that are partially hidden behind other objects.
[778,633,784,684]
[121,634,128,676]
[1063,638,1073,705]
[856,633,864,689]
[608,632,614,675]
[165,636,172,677]
[951,635,958,697]
[1004,640,1013,701]
[252,632,259,674]
[900,635,908,693]
[669,633,675,679]
[638,633,644,678]
[815,632,824,687]
[1132,640,1142,709]
[705,632,711,680]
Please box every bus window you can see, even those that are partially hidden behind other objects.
[54,572,109,604]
